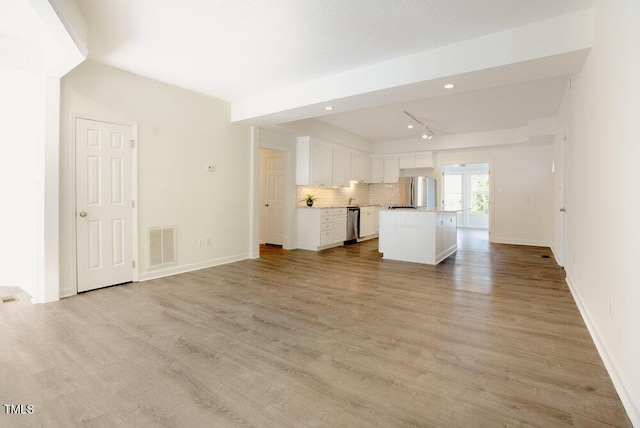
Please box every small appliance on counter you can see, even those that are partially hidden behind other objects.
[397,176,437,209]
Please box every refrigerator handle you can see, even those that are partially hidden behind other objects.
[412,178,415,206]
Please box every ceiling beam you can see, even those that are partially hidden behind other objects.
[231,9,593,126]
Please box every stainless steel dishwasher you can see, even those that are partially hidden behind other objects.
[346,207,360,244]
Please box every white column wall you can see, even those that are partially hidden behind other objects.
[0,67,44,300]
[554,0,640,423]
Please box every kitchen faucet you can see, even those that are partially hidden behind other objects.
[349,196,356,205]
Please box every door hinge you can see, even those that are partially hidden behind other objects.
[130,139,135,148]
[132,200,135,208]
[132,260,136,268]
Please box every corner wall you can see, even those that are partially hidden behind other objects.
[60,61,251,294]
[0,67,44,299]
[554,0,640,423]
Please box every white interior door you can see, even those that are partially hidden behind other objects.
[76,118,134,292]
[561,135,568,265]
[265,155,284,245]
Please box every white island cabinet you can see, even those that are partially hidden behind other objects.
[378,209,458,265]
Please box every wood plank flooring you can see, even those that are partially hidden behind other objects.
[0,230,632,427]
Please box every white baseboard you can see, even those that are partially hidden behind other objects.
[490,237,550,247]
[60,287,75,298]
[565,272,640,426]
[139,253,250,282]
[550,244,564,266]
[249,251,260,259]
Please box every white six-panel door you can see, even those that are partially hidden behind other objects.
[265,155,284,245]
[76,118,134,292]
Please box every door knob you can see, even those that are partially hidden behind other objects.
[79,211,87,217]
[265,204,269,207]
[560,208,566,212]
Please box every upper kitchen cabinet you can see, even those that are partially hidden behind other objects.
[399,152,434,169]
[383,156,400,183]
[370,156,384,183]
[296,137,350,187]
[296,137,332,186]
[350,152,371,183]
[332,148,351,187]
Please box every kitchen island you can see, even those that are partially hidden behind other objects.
[378,208,458,265]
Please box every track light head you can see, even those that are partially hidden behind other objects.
[404,110,435,141]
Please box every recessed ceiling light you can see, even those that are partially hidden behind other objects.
[422,133,428,139]
[324,106,334,111]
[444,83,455,89]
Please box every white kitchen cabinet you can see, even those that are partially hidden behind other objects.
[399,156,416,169]
[359,206,381,238]
[333,210,347,243]
[332,149,351,187]
[311,143,333,186]
[297,208,347,251]
[370,157,384,183]
[383,157,399,183]
[415,152,434,168]
[399,152,434,170]
[350,152,371,182]
[297,137,351,187]
[296,137,332,186]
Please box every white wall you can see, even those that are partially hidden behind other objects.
[60,60,251,294]
[436,144,552,246]
[554,0,640,423]
[0,66,43,299]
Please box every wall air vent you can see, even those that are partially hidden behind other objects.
[148,226,176,268]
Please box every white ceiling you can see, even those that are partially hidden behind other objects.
[74,0,593,141]
[0,0,51,44]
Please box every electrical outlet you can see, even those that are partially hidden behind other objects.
[198,239,204,248]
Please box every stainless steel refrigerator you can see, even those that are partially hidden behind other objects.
[398,176,437,209]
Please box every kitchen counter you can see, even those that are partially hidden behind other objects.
[378,209,459,265]
[298,204,386,209]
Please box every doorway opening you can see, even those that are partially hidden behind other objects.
[442,163,491,236]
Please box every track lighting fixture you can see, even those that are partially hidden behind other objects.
[404,111,434,140]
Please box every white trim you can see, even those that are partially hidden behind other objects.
[70,113,139,295]
[565,273,640,427]
[490,237,550,247]
[550,244,564,267]
[139,253,250,282]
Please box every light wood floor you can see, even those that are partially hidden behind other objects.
[0,230,631,427]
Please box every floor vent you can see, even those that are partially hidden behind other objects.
[148,226,176,268]
[1,295,18,303]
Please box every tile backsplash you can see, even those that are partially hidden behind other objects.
[297,182,398,207]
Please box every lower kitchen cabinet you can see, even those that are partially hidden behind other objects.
[359,206,381,238]
[297,208,347,251]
